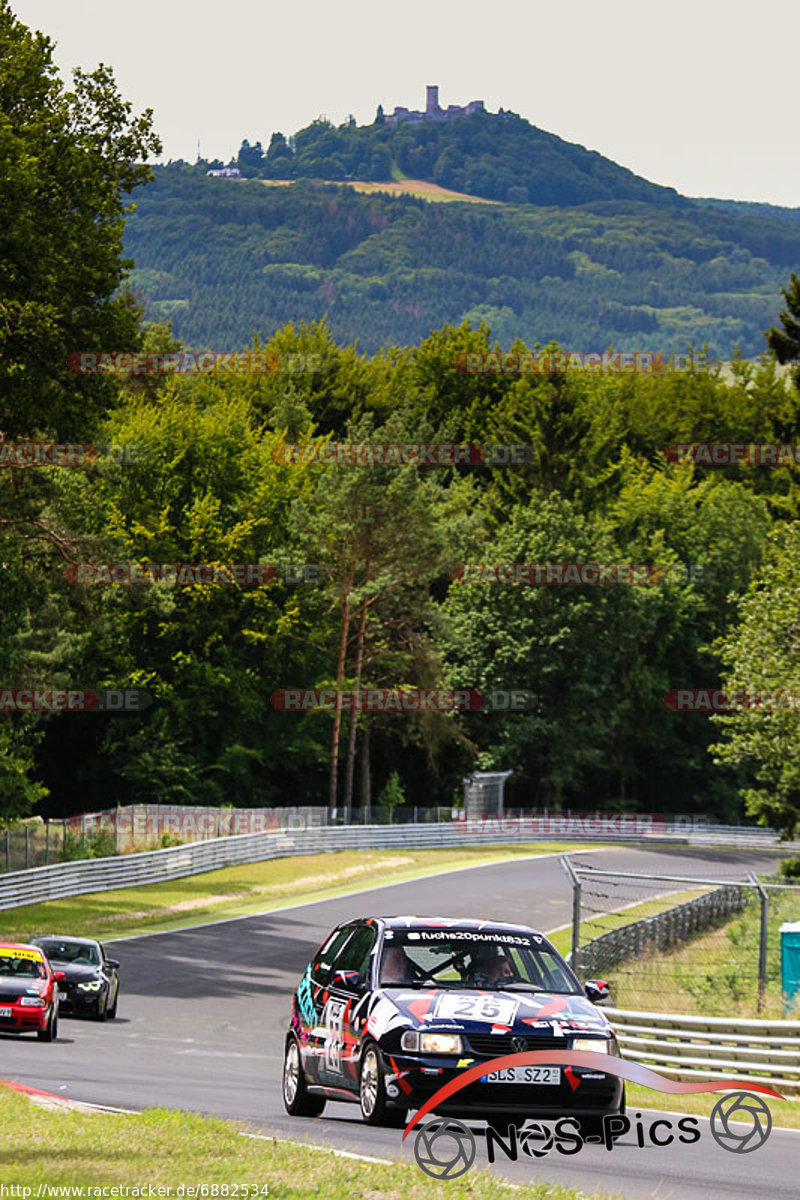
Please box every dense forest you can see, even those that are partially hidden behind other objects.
[124,166,800,357]
[4,1,800,833]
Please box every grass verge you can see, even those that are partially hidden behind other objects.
[0,1087,619,1198]
[0,843,604,943]
[608,886,800,1019]
[627,1083,799,1126]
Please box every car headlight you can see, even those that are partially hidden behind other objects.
[77,980,104,992]
[420,1032,463,1055]
[19,997,47,1007]
[572,1037,611,1053]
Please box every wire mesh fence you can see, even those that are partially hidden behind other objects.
[0,821,68,872]
[562,856,800,1018]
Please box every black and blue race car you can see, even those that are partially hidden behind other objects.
[282,915,624,1134]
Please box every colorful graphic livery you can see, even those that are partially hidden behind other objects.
[282,916,624,1134]
[0,942,63,1041]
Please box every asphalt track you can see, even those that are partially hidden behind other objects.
[2,845,796,1199]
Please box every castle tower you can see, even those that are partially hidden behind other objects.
[426,85,439,115]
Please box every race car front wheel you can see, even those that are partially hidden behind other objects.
[37,1008,58,1042]
[359,1043,405,1128]
[282,1037,325,1117]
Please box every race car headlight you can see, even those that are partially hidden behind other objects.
[572,1037,611,1053]
[401,1030,464,1054]
[19,997,47,1007]
[77,980,103,991]
[420,1032,463,1055]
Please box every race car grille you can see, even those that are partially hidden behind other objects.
[466,1034,570,1058]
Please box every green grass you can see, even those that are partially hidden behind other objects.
[0,843,604,943]
[626,1083,800,1126]
[0,1087,620,1198]
[548,888,708,958]
[608,887,800,1019]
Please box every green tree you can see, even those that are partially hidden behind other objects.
[766,273,800,391]
[710,523,800,836]
[0,1,161,441]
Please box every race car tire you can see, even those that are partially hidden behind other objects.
[358,1042,405,1128]
[94,993,108,1022]
[108,989,119,1019]
[283,1037,325,1117]
[37,1009,58,1042]
[579,1090,626,1143]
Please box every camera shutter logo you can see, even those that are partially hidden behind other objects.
[710,1092,772,1153]
[413,1116,476,1179]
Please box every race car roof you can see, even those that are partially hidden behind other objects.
[377,916,544,935]
[30,934,102,947]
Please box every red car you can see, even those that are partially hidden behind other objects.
[0,943,63,1041]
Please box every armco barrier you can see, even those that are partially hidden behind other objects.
[0,817,797,914]
[575,885,751,978]
[607,1006,800,1096]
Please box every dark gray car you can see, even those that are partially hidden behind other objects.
[30,935,119,1021]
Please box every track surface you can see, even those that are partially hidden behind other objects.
[2,846,795,1199]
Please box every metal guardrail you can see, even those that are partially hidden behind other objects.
[575,886,751,978]
[607,1006,800,1095]
[0,817,798,915]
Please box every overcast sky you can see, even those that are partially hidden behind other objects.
[13,0,800,206]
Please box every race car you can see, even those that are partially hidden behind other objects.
[282,915,624,1134]
[30,935,120,1021]
[0,942,63,1041]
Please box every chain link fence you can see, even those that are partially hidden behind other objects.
[561,856,800,1018]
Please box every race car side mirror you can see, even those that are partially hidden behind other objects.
[106,960,120,969]
[53,971,66,983]
[584,979,610,1004]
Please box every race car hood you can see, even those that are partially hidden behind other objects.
[50,964,104,983]
[0,978,47,999]
[371,986,611,1039]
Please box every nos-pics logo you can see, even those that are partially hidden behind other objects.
[412,1093,773,1179]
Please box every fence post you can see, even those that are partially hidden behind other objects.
[46,820,50,865]
[5,829,9,872]
[561,855,582,976]
[749,873,769,1012]
[25,824,30,869]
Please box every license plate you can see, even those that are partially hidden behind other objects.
[0,1008,11,1018]
[481,1066,561,1085]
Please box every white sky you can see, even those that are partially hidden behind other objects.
[12,0,800,206]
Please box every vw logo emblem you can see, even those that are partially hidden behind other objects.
[413,1116,476,1179]
[709,1092,772,1153]
[511,1036,528,1054]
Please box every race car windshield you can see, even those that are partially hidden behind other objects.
[379,929,582,993]
[0,952,46,978]
[37,940,101,966]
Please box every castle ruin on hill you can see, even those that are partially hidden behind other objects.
[378,86,486,127]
